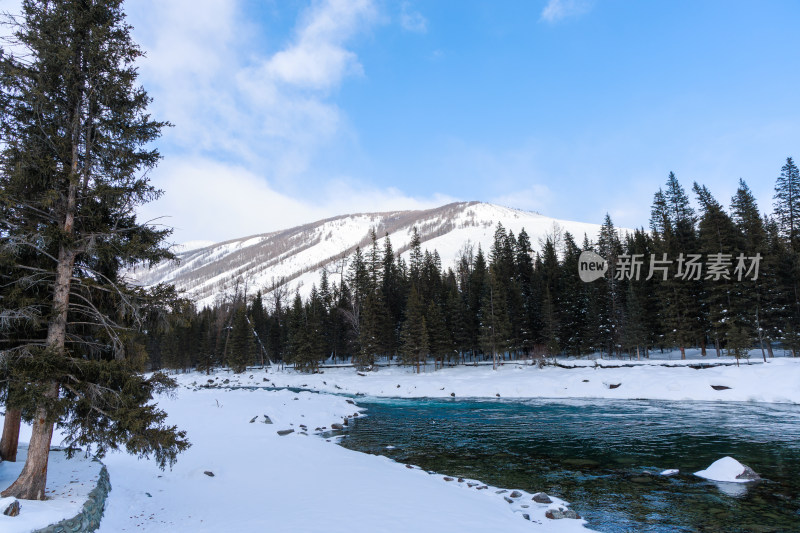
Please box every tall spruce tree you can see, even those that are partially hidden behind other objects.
[228,307,254,373]
[694,183,740,357]
[0,0,189,499]
[774,157,800,248]
[400,288,428,372]
[731,180,771,360]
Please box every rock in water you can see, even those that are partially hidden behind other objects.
[546,508,581,520]
[331,423,344,430]
[660,469,680,476]
[532,492,552,504]
[737,465,761,481]
[2,499,20,517]
[695,456,760,483]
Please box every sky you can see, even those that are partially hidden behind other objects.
[4,0,800,244]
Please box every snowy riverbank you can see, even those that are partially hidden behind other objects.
[197,356,800,404]
[1,386,592,532]
[0,447,105,533]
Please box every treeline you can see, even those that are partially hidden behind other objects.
[149,161,800,372]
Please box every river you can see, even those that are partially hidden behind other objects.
[339,397,800,532]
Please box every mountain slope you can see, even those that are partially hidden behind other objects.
[130,202,611,308]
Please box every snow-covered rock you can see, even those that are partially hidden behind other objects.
[694,456,760,483]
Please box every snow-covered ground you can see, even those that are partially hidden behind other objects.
[0,446,103,532]
[3,354,797,532]
[211,355,800,404]
[0,386,590,532]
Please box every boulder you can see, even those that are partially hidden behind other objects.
[532,492,552,504]
[203,471,215,477]
[509,490,523,498]
[277,429,295,436]
[263,415,273,424]
[2,499,20,517]
[331,423,344,430]
[695,456,761,483]
[546,508,581,519]
[504,496,514,504]
[249,416,257,423]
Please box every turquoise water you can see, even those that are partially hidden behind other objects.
[339,398,800,532]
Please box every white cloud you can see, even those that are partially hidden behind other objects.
[127,0,380,179]
[264,0,377,89]
[400,2,428,33]
[124,0,432,241]
[139,157,457,243]
[540,0,593,23]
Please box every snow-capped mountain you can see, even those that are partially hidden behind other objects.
[130,202,611,308]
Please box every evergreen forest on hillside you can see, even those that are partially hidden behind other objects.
[149,165,800,373]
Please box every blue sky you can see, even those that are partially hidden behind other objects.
[8,0,798,242]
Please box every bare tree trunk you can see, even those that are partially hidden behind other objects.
[0,408,21,462]
[680,345,686,360]
[2,383,57,499]
[4,166,77,497]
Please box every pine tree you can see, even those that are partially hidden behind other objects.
[657,173,699,359]
[445,284,470,362]
[400,288,428,372]
[774,157,800,248]
[228,307,254,373]
[694,183,739,357]
[356,291,391,368]
[0,0,189,499]
[479,271,512,368]
[621,283,648,359]
[731,180,771,360]
[558,233,585,356]
[408,227,424,286]
[426,301,452,368]
[772,158,800,354]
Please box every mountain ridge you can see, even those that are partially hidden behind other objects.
[130,201,614,308]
